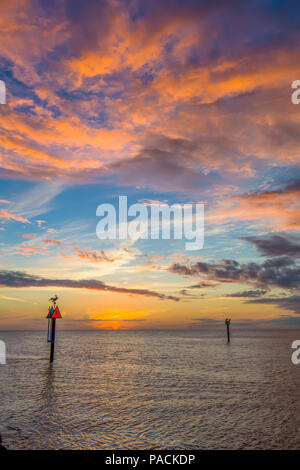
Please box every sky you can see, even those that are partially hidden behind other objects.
[0,0,300,330]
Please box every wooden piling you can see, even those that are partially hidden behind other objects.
[46,296,62,364]
[225,318,231,343]
[49,318,56,363]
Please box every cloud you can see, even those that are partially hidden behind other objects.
[188,318,224,328]
[188,315,300,328]
[169,256,300,289]
[14,245,48,256]
[265,315,300,327]
[108,139,210,192]
[22,233,37,239]
[74,248,115,263]
[187,281,219,289]
[247,295,300,315]
[210,179,300,231]
[0,0,67,85]
[226,289,267,298]
[0,269,179,301]
[43,239,63,246]
[0,209,31,224]
[0,295,27,302]
[0,0,299,192]
[242,233,300,257]
[12,181,65,219]
[53,243,118,264]
[21,238,119,265]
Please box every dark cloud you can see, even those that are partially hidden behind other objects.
[226,289,267,298]
[188,281,219,289]
[0,270,179,301]
[238,178,300,202]
[247,295,300,315]
[284,178,300,193]
[179,289,206,299]
[169,256,300,289]
[189,315,300,329]
[188,318,223,328]
[265,315,300,327]
[109,139,210,192]
[107,131,254,193]
[242,233,300,257]
[179,289,189,296]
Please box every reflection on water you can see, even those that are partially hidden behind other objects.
[0,329,299,449]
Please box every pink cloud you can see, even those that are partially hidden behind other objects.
[43,239,63,246]
[36,220,46,226]
[15,245,49,256]
[22,233,36,239]
[74,248,115,263]
[0,209,30,224]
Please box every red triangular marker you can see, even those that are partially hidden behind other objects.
[52,306,62,318]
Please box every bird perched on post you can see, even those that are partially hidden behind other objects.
[49,295,58,305]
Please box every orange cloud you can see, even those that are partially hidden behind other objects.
[0,209,30,224]
[208,180,300,231]
[0,0,299,190]
[153,50,300,105]
[74,248,115,263]
[0,0,68,84]
[15,245,49,255]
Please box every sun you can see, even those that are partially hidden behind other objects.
[88,309,149,330]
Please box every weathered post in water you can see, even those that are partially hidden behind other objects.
[47,295,62,363]
[225,318,231,343]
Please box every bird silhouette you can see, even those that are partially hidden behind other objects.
[49,295,58,304]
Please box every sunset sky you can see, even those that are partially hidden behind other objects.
[0,0,300,330]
